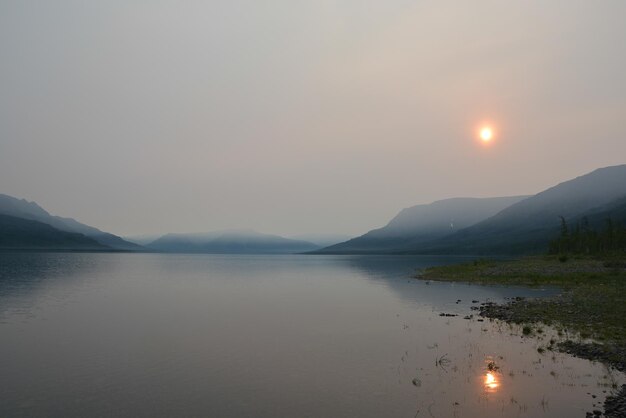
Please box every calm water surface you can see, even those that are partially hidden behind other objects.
[0,253,621,417]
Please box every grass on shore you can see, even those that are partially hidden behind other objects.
[419,255,626,349]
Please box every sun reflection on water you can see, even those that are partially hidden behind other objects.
[484,372,499,391]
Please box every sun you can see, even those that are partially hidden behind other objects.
[480,127,493,143]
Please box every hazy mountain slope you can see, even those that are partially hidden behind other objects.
[288,233,353,248]
[123,234,163,246]
[0,194,143,251]
[52,216,143,251]
[147,229,320,254]
[316,196,528,254]
[0,214,109,250]
[413,164,626,255]
[575,196,626,228]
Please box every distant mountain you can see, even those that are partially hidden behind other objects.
[0,214,109,251]
[123,234,163,246]
[0,194,143,251]
[578,196,626,228]
[315,196,528,254]
[147,229,320,254]
[288,233,353,248]
[411,164,626,255]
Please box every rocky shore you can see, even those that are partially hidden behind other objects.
[478,298,626,417]
[604,385,626,418]
[479,298,626,373]
[420,255,626,417]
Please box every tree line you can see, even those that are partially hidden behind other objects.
[549,217,626,255]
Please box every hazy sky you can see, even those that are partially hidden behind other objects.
[1,1,626,237]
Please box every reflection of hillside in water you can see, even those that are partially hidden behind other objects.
[336,254,472,280]
[0,253,107,314]
[336,255,559,312]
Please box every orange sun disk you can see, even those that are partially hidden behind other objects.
[480,127,493,142]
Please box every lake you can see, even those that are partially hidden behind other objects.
[0,253,620,417]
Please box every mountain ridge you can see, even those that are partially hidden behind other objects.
[399,165,626,255]
[0,214,110,251]
[147,229,320,254]
[0,194,144,251]
[315,195,529,254]
[315,164,626,255]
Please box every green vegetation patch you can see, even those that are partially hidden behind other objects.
[419,255,626,367]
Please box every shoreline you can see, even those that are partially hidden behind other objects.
[418,255,626,417]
